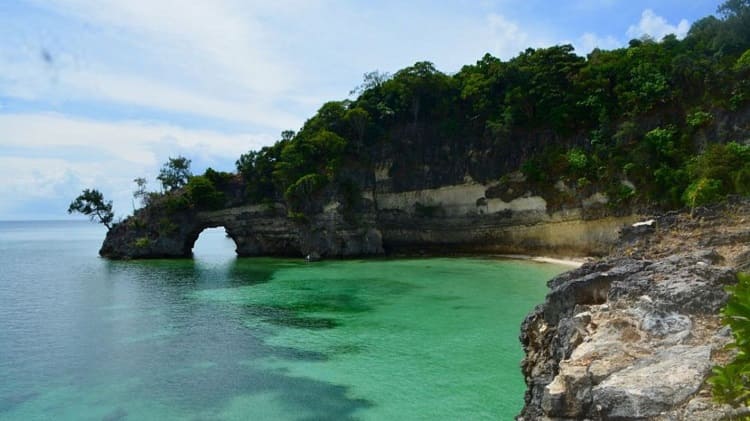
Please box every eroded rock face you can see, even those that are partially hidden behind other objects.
[100,201,384,259]
[101,179,638,260]
[518,251,737,420]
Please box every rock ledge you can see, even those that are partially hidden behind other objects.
[518,199,750,420]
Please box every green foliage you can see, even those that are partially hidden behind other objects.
[287,211,309,223]
[129,1,750,219]
[236,137,287,203]
[736,49,750,71]
[653,164,689,207]
[683,177,723,212]
[687,142,750,197]
[686,110,713,128]
[521,159,544,183]
[158,218,178,235]
[710,272,750,407]
[577,177,591,189]
[203,168,233,189]
[566,148,588,172]
[735,166,750,195]
[644,126,679,160]
[344,106,370,142]
[186,176,225,210]
[157,156,192,192]
[284,173,329,210]
[133,177,149,207]
[607,183,635,208]
[275,129,346,192]
[68,188,114,230]
[134,237,150,248]
[163,192,190,214]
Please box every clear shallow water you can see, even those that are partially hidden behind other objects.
[0,221,565,420]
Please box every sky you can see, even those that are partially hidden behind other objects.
[0,0,721,220]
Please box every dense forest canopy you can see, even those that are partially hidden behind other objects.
[227,0,750,214]
[83,0,747,223]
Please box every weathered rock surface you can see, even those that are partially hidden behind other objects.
[100,200,384,259]
[101,178,636,259]
[518,199,750,420]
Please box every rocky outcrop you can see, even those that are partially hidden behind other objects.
[518,198,750,420]
[100,200,383,259]
[373,176,637,256]
[102,172,636,259]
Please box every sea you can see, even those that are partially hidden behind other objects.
[0,220,566,420]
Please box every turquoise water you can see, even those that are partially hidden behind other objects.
[0,221,565,420]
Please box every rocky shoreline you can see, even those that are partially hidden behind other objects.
[518,198,750,420]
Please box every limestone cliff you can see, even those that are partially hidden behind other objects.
[100,196,383,260]
[99,102,750,260]
[518,198,750,420]
[100,173,635,260]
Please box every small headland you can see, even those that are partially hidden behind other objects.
[518,197,750,420]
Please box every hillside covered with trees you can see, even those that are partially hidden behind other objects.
[225,0,750,215]
[72,1,750,228]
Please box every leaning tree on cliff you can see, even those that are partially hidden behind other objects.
[68,188,115,230]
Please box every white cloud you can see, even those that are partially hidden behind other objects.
[0,113,274,218]
[64,69,300,130]
[0,55,300,130]
[0,1,711,220]
[626,9,690,40]
[32,0,296,95]
[2,0,321,132]
[576,32,622,54]
[485,13,550,59]
[0,113,272,164]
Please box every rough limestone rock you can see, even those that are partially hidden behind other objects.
[519,199,750,420]
[100,201,384,259]
[592,346,711,419]
[519,252,736,420]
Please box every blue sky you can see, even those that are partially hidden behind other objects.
[0,0,719,220]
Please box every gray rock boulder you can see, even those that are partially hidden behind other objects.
[518,250,737,420]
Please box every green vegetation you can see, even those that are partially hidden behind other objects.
[133,177,149,208]
[75,1,750,227]
[226,0,750,214]
[68,189,114,230]
[157,156,192,192]
[186,175,225,210]
[134,236,150,248]
[709,272,750,413]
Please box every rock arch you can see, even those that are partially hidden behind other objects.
[184,224,241,256]
[100,203,383,260]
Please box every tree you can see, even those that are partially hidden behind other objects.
[68,189,114,230]
[349,70,391,96]
[186,176,225,210]
[683,177,723,216]
[718,0,750,19]
[274,129,347,188]
[133,177,149,207]
[157,156,192,192]
[389,61,452,124]
[344,106,370,142]
[236,132,290,202]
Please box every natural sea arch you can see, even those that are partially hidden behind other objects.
[189,226,239,258]
[164,206,301,257]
